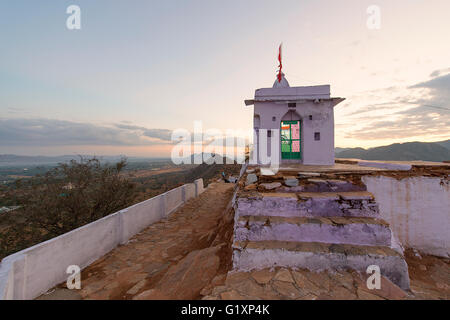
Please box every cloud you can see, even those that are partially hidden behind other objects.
[346,101,401,116]
[341,71,450,141]
[429,67,450,78]
[411,72,450,93]
[113,123,173,141]
[0,119,250,150]
[0,118,174,147]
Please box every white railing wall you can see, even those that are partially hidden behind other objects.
[0,179,204,300]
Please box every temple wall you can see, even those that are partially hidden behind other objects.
[253,101,335,166]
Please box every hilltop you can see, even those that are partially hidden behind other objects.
[336,140,450,162]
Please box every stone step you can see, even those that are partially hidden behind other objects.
[232,240,410,290]
[237,191,379,218]
[235,216,392,247]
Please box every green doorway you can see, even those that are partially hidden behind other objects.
[281,120,301,160]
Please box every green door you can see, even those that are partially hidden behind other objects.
[281,120,301,160]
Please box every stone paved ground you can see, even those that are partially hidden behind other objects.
[202,249,449,300]
[203,268,407,300]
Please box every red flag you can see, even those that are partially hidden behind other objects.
[277,44,283,83]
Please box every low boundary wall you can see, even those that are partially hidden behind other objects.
[0,179,204,300]
[363,175,450,258]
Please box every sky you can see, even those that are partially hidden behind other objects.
[0,0,449,156]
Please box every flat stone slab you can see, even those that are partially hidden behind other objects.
[307,179,329,184]
[260,182,282,190]
[284,178,299,187]
[298,172,321,177]
[308,179,348,185]
[326,179,350,185]
[260,168,276,176]
[246,173,258,185]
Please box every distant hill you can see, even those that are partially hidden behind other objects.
[435,139,450,150]
[334,147,351,154]
[177,153,238,165]
[0,155,80,166]
[0,153,234,168]
[0,155,170,167]
[335,140,450,162]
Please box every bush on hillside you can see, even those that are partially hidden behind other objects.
[0,157,136,259]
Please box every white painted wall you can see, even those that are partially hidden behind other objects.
[184,183,196,200]
[0,178,204,300]
[165,186,184,214]
[120,194,165,244]
[363,175,450,258]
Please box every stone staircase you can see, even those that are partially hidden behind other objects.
[232,174,411,290]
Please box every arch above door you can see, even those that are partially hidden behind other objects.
[281,110,301,121]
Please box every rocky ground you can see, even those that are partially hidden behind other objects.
[38,181,449,300]
[405,248,450,299]
[202,248,450,300]
[203,267,407,300]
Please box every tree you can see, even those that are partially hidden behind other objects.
[7,157,135,244]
